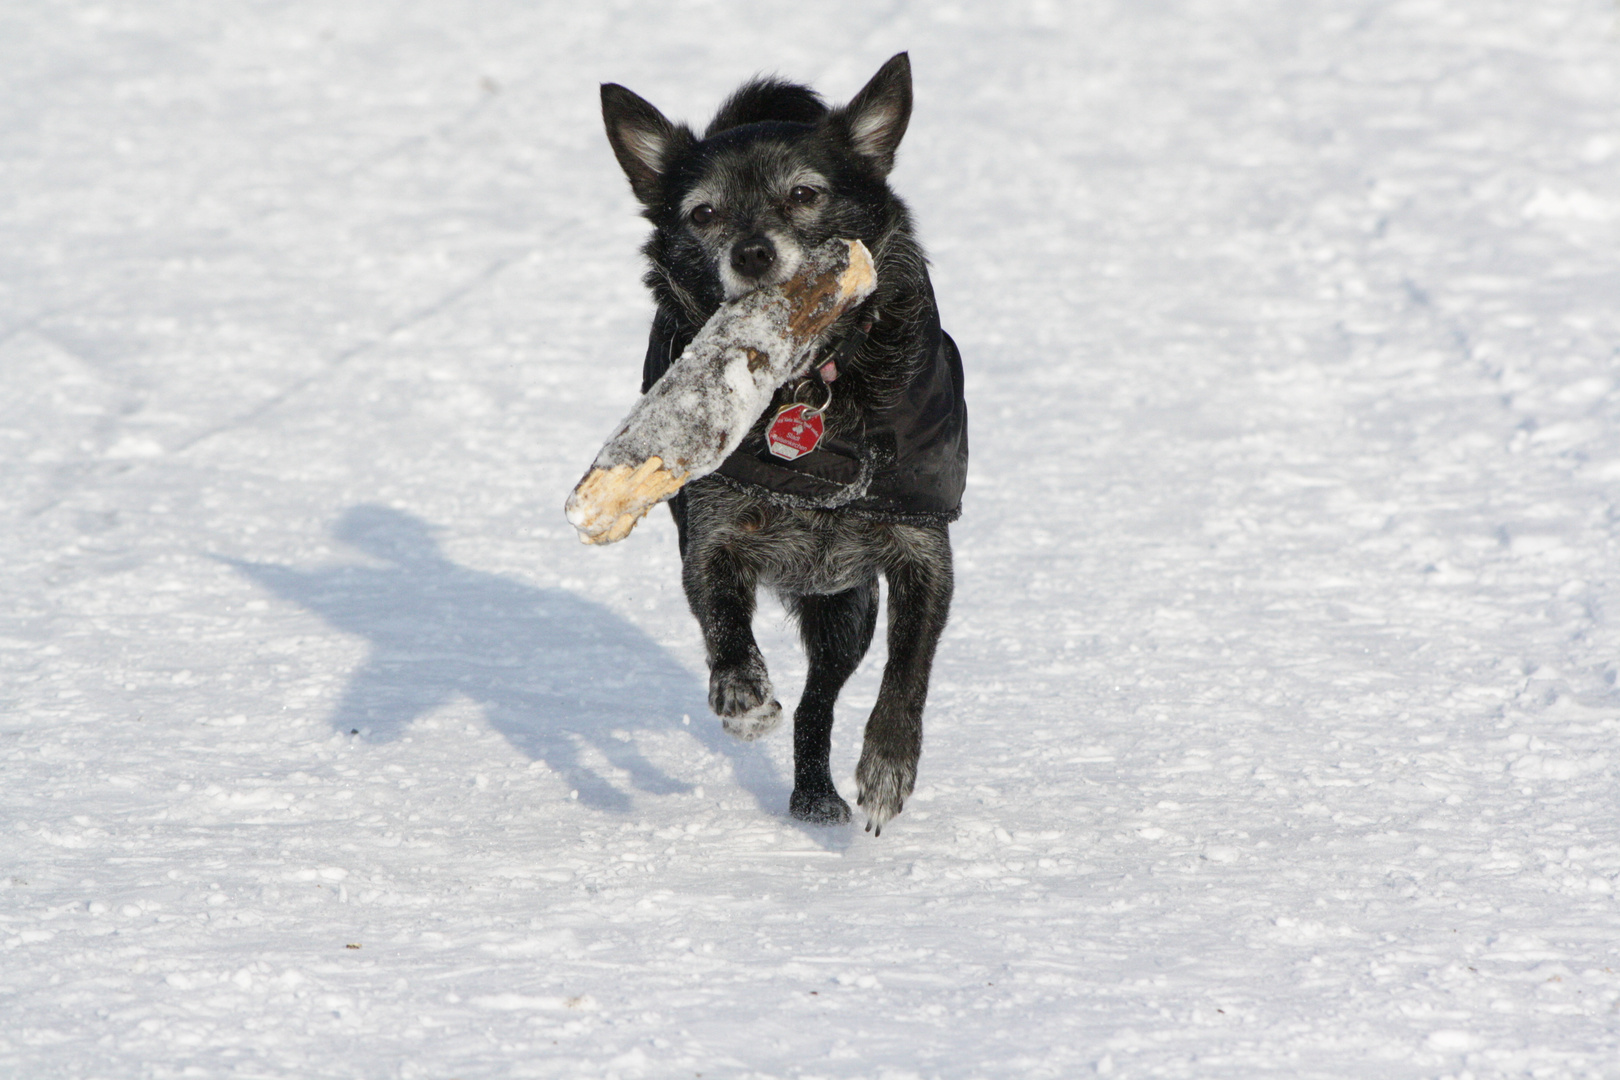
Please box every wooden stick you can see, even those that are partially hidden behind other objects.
[565,238,876,545]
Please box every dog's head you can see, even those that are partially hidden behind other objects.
[602,54,913,317]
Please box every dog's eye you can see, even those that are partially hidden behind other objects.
[689,204,715,226]
[788,185,819,206]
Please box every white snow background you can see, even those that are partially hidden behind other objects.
[4,1,1620,1076]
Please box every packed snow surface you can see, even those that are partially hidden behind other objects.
[4,1,1620,1077]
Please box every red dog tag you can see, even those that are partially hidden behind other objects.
[765,403,824,461]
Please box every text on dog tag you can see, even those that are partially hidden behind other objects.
[765,403,824,461]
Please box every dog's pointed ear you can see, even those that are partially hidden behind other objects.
[601,84,692,207]
[830,53,913,176]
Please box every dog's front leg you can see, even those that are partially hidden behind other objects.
[683,542,782,740]
[856,533,953,834]
[787,581,878,824]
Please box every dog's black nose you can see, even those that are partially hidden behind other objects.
[730,234,776,279]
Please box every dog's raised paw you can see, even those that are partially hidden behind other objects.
[789,788,851,825]
[709,661,773,718]
[722,699,783,741]
[855,752,915,837]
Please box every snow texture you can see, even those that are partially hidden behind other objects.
[3,1,1620,1077]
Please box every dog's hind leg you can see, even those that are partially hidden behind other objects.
[786,580,878,824]
[856,529,953,835]
[683,542,782,740]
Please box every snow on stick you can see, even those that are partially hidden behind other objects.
[565,238,876,545]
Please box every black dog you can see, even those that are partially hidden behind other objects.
[600,53,967,833]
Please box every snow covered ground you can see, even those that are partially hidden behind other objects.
[4,0,1620,1075]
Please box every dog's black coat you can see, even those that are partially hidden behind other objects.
[601,53,966,833]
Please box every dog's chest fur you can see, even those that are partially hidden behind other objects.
[683,478,946,597]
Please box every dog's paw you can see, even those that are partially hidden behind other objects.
[721,698,783,741]
[789,788,851,825]
[709,660,774,718]
[711,659,781,740]
[855,751,915,837]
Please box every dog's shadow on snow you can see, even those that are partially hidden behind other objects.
[220,505,785,816]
